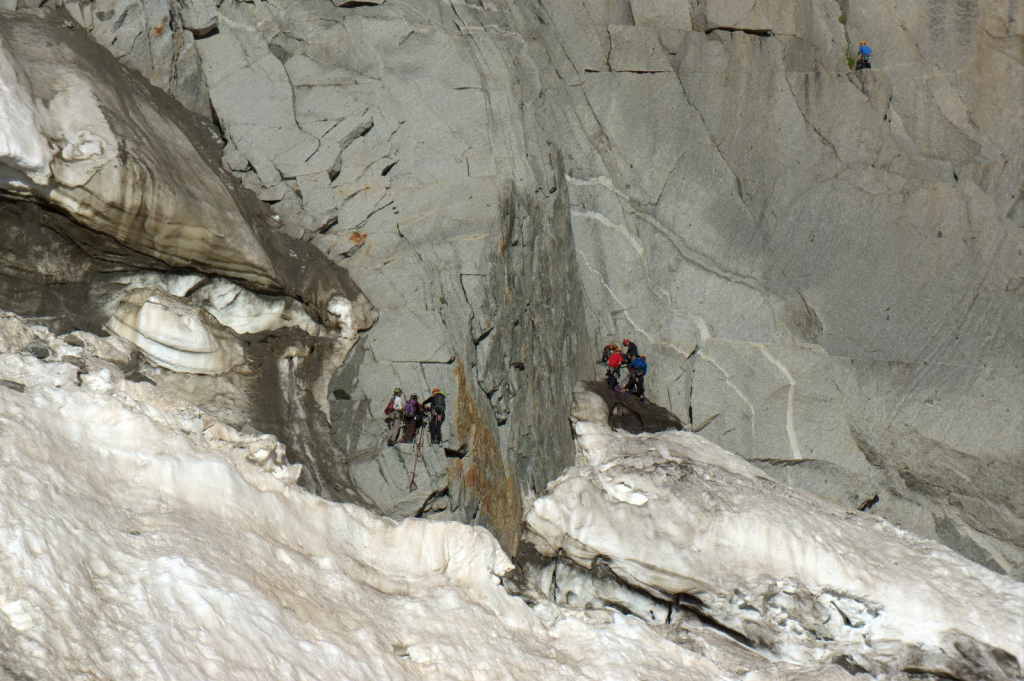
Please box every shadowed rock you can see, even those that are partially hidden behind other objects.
[581,380,684,434]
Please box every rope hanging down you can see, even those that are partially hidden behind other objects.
[408,425,425,492]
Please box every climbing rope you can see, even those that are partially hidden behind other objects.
[408,424,425,492]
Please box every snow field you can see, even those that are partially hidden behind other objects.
[0,314,724,680]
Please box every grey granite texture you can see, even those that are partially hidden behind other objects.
[3,0,1020,569]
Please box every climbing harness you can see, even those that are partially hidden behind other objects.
[408,425,425,492]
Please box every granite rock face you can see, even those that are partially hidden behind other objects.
[11,0,213,115]
[348,443,460,519]
[4,0,1021,571]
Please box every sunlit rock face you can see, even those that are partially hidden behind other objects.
[524,384,1024,680]
[105,0,1018,570]
[2,0,1021,573]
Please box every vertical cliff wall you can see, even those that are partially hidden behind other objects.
[4,0,1021,571]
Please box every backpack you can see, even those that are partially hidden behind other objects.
[404,398,419,416]
[632,357,647,375]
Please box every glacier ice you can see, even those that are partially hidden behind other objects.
[192,279,322,337]
[0,38,50,184]
[106,288,246,375]
[0,13,374,334]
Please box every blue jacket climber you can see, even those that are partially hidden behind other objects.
[630,356,647,375]
[855,42,873,71]
[626,355,647,400]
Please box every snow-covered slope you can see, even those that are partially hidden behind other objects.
[525,386,1024,679]
[0,312,747,680]
[3,313,1020,680]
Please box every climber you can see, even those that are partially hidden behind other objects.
[421,388,447,446]
[856,41,872,70]
[597,343,620,365]
[401,393,421,444]
[625,355,647,401]
[605,347,625,389]
[384,388,405,446]
[622,338,640,363]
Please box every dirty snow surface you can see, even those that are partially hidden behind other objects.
[1,312,1020,680]
[525,388,1024,679]
[0,313,724,680]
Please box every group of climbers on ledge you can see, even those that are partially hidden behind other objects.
[597,339,648,401]
[384,388,446,446]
